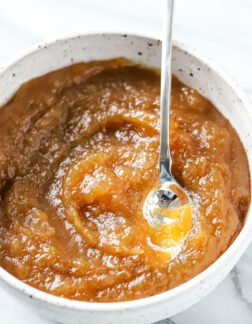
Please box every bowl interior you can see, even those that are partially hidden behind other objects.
[0,33,251,323]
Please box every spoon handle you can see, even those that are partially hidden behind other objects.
[159,0,174,179]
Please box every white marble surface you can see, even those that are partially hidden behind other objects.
[0,0,252,323]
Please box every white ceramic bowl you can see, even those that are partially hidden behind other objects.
[0,33,251,324]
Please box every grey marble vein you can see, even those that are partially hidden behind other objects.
[156,318,176,324]
[231,267,252,315]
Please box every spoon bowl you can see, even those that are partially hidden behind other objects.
[143,177,190,227]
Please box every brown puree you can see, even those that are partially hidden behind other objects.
[0,58,250,302]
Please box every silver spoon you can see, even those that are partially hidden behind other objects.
[143,0,190,232]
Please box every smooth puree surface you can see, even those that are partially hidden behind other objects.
[0,58,250,302]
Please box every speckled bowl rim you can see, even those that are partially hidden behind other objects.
[0,31,252,312]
